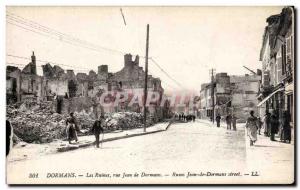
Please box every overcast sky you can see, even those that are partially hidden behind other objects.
[6,6,283,94]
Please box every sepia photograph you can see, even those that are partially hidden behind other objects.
[5,5,295,185]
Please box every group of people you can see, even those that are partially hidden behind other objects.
[215,113,237,130]
[246,110,291,146]
[66,112,104,148]
[261,110,291,143]
[175,114,196,122]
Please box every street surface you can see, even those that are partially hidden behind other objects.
[7,120,294,184]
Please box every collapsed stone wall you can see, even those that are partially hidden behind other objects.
[7,99,156,144]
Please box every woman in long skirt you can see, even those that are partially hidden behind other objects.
[66,123,78,144]
[246,111,258,146]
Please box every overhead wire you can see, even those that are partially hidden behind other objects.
[7,11,185,90]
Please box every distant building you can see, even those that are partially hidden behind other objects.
[200,73,230,120]
[230,74,261,121]
[199,73,260,121]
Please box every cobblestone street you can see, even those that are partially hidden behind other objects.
[7,120,294,184]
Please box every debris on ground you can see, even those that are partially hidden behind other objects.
[7,100,155,144]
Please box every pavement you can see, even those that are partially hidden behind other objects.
[244,128,294,184]
[7,119,294,184]
[200,119,294,184]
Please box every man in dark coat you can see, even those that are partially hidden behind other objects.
[270,111,279,141]
[263,111,271,137]
[280,111,291,143]
[216,114,221,127]
[91,115,105,148]
[226,114,232,130]
[6,120,12,157]
[232,114,238,131]
[257,117,263,135]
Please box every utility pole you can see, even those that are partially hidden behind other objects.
[210,69,216,123]
[143,24,149,132]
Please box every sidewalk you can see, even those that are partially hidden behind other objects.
[245,131,294,184]
[7,122,169,163]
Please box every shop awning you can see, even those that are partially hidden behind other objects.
[257,87,284,107]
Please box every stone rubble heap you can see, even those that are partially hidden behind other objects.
[7,100,66,143]
[7,100,154,144]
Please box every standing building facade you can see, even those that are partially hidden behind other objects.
[258,7,294,139]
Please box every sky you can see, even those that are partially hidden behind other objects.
[6,6,284,94]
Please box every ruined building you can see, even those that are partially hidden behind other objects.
[7,51,41,104]
[199,72,261,121]
[6,53,165,120]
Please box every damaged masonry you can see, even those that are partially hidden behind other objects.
[6,52,173,143]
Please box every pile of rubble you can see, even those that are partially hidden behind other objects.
[7,100,66,143]
[7,100,155,144]
[104,112,143,131]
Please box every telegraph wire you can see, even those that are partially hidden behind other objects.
[6,12,184,90]
[148,70,179,90]
[149,58,185,89]
[6,12,125,54]
[6,61,89,73]
[6,13,125,55]
[6,54,90,70]
[7,12,145,58]
[6,20,125,57]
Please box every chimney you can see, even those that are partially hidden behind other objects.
[124,54,133,68]
[30,51,37,75]
[31,51,36,64]
[134,55,139,66]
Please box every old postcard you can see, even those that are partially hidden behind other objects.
[6,6,295,185]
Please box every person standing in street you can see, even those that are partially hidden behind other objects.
[257,117,263,135]
[216,114,221,127]
[91,115,105,148]
[66,112,79,144]
[280,111,291,143]
[6,120,12,157]
[263,111,271,137]
[270,110,279,141]
[226,113,232,130]
[232,114,237,131]
[246,110,258,146]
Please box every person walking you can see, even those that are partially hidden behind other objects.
[226,113,232,130]
[91,115,105,148]
[66,112,79,144]
[270,111,279,141]
[232,114,237,131]
[216,114,221,127]
[280,111,291,143]
[246,110,258,146]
